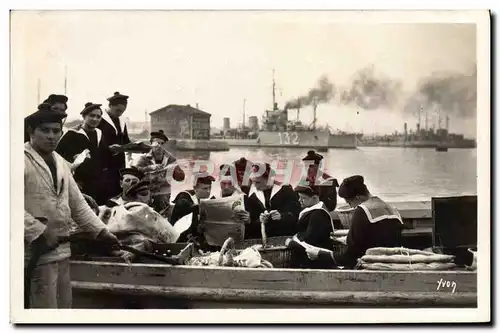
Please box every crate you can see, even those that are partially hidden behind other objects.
[71,242,194,265]
[148,242,194,265]
[236,236,292,268]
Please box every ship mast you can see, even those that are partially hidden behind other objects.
[64,65,67,95]
[242,98,246,128]
[272,68,276,110]
[37,78,41,104]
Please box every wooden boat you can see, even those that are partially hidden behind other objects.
[71,261,476,309]
[69,200,477,309]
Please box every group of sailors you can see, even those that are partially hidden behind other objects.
[24,92,404,309]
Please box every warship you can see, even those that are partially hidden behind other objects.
[222,73,358,150]
[359,115,476,150]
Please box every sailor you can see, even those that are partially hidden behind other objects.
[43,94,69,113]
[218,163,251,225]
[299,150,341,229]
[130,130,185,215]
[233,157,253,195]
[106,179,180,263]
[56,102,109,205]
[285,185,336,269]
[245,163,301,239]
[97,91,132,200]
[24,104,119,308]
[305,175,404,269]
[106,167,145,208]
[121,179,152,205]
[24,95,69,143]
[170,174,216,243]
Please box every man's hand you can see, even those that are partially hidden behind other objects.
[259,212,269,224]
[306,247,320,261]
[36,226,59,249]
[97,228,121,249]
[269,210,282,221]
[234,210,250,224]
[109,144,123,155]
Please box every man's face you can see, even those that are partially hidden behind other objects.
[29,122,62,154]
[83,109,102,128]
[109,103,127,118]
[220,180,236,197]
[51,102,67,113]
[194,183,212,199]
[345,196,364,208]
[121,175,139,193]
[252,175,271,191]
[151,139,165,156]
[298,193,315,208]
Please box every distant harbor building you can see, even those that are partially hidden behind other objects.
[223,117,230,131]
[248,116,259,131]
[149,104,211,140]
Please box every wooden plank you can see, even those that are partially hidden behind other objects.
[331,201,432,220]
[334,227,432,237]
[72,281,476,307]
[70,261,477,293]
[402,227,433,237]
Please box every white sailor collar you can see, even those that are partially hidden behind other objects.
[248,183,283,207]
[65,125,102,144]
[101,110,126,134]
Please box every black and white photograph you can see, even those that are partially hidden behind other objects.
[9,8,490,324]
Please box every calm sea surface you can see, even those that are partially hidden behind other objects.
[138,147,477,203]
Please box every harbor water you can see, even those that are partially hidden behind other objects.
[133,146,477,203]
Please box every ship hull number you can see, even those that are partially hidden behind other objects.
[278,132,300,145]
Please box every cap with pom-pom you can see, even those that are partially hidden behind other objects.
[80,102,103,116]
[150,129,168,142]
[338,175,367,199]
[107,91,129,105]
[43,94,68,105]
[302,150,323,164]
[25,104,67,130]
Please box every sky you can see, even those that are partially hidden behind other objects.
[11,11,477,137]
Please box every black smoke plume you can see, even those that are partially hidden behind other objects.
[339,65,402,110]
[285,76,335,109]
[409,67,477,118]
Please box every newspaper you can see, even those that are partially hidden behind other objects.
[199,194,246,246]
[199,194,246,221]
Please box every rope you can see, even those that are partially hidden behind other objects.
[399,247,412,269]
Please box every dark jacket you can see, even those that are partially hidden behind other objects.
[55,126,108,205]
[170,190,216,245]
[245,184,301,239]
[318,197,404,268]
[297,171,341,228]
[170,190,199,242]
[97,111,131,199]
[289,202,335,269]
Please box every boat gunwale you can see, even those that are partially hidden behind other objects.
[72,281,478,307]
[70,259,477,275]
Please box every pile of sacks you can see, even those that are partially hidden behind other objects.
[104,202,180,261]
[357,247,457,271]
